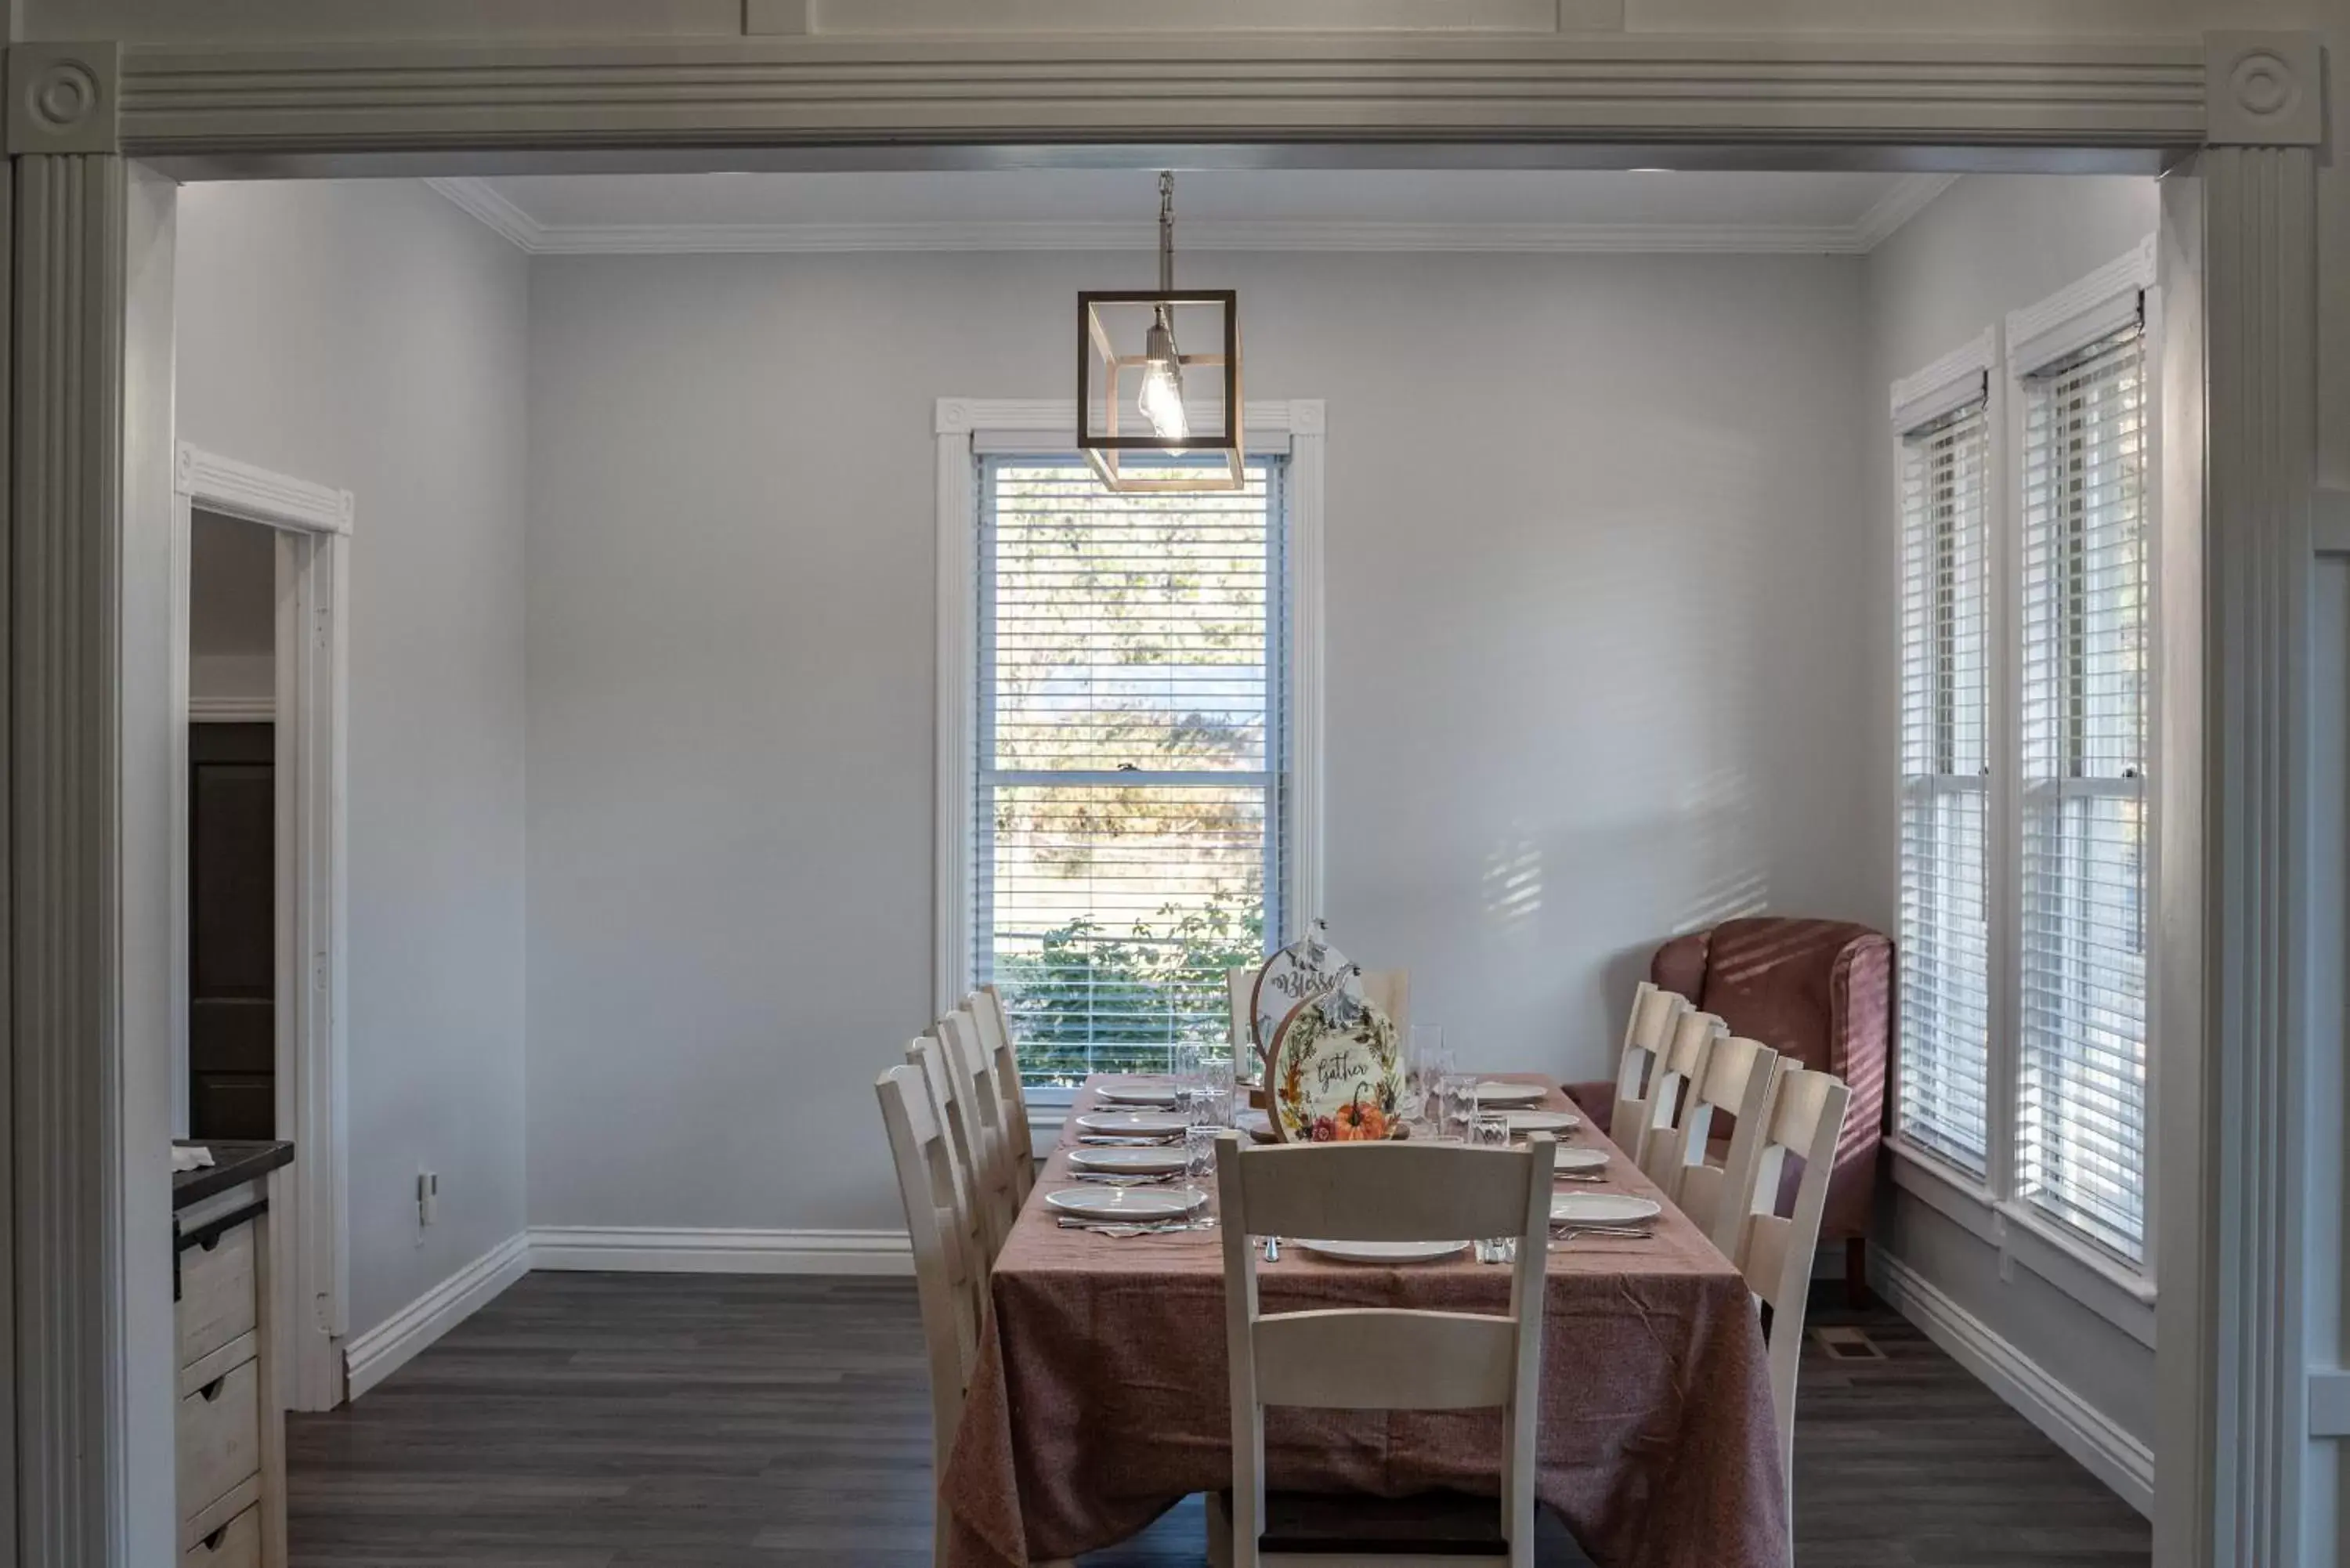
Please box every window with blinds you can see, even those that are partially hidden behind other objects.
[974,455,1288,1086]
[1896,397,1994,1175]
[2017,323,2150,1262]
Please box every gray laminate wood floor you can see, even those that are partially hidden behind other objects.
[287,1273,2149,1567]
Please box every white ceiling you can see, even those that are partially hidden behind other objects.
[430,169,1959,255]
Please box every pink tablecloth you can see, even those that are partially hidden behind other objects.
[940,1074,1788,1567]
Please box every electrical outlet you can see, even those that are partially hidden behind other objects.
[418,1169,439,1229]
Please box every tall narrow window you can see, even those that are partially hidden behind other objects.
[2018,323,2150,1261]
[974,455,1288,1085]
[1896,397,1994,1174]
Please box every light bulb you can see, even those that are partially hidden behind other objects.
[1138,356,1188,441]
[1138,309,1188,441]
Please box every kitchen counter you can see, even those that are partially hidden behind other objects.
[174,1140,293,1211]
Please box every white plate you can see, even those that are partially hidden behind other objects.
[1502,1109,1582,1136]
[1068,1146,1188,1175]
[1472,1081,1547,1107]
[1550,1146,1609,1174]
[1044,1184,1207,1223]
[1296,1238,1471,1265]
[1237,1109,1275,1144]
[1550,1193,1661,1226]
[1075,1111,1192,1136]
[1096,1083,1180,1107]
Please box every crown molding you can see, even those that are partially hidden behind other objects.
[1848,172,1959,250]
[422,176,544,251]
[427,172,1963,257]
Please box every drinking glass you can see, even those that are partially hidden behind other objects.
[1183,1084,1233,1129]
[1469,1112,1515,1259]
[1439,1073,1477,1143]
[1407,1026,1448,1128]
[1183,1125,1222,1229]
[1170,1040,1203,1093]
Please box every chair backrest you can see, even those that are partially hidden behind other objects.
[937,1010,1018,1256]
[1214,1136,1555,1568]
[1227,966,1258,1072]
[874,1064,984,1483]
[1666,1035,1784,1252]
[1612,981,1687,1165]
[1357,967,1409,1031]
[906,1035,991,1326]
[969,986,1036,1201]
[1734,1066,1853,1474]
[1635,1008,1725,1190]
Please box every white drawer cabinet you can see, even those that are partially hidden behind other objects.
[183,1503,262,1568]
[178,1218,258,1368]
[174,1147,292,1568]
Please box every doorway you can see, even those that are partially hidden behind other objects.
[186,509,280,1140]
[172,443,354,1414]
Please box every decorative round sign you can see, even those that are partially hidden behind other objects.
[1265,986,1405,1143]
[1248,920,1349,1075]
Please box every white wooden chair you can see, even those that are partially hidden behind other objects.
[937,1010,1020,1256]
[906,1035,992,1328]
[874,1063,985,1568]
[1356,967,1408,1031]
[1730,1065,1853,1490]
[1652,1035,1783,1253]
[969,986,1036,1201]
[1609,981,1688,1166]
[1227,966,1256,1073]
[1210,1133,1558,1568]
[1633,1008,1724,1191]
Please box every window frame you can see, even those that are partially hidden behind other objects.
[1885,238,2164,1317]
[933,397,1326,1111]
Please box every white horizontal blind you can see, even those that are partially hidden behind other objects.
[1896,396,1994,1175]
[2017,323,2150,1262]
[975,455,1287,1085]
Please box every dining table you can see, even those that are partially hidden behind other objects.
[938,1072,1789,1568]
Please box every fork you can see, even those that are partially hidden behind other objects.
[1056,1218,1195,1237]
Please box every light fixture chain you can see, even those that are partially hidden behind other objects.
[1158,169,1175,293]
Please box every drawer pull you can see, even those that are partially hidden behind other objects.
[197,1376,226,1402]
[201,1525,227,1552]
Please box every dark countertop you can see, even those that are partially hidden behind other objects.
[173,1140,294,1210]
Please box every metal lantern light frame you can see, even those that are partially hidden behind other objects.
[1076,172,1243,492]
[1076,288,1244,491]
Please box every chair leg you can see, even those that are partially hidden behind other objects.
[1206,1490,1235,1568]
[1846,1235,1871,1309]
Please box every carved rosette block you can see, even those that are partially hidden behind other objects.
[5,42,120,156]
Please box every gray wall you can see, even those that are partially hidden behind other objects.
[190,510,277,702]
[522,248,1874,1233]
[1860,174,2164,1442]
[175,179,532,1338]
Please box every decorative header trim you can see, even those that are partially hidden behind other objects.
[6,42,118,155]
[1891,328,1996,434]
[937,396,1322,438]
[176,443,354,535]
[2006,235,2157,375]
[431,174,1959,258]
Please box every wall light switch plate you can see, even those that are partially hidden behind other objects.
[418,1169,439,1228]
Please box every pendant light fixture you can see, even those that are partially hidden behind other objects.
[1077,171,1242,492]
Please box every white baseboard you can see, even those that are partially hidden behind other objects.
[1874,1251,2154,1517]
[526,1226,914,1276]
[343,1231,531,1400]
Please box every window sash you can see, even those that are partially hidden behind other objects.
[2017,325,2150,1263]
[973,454,1289,1085]
[1896,399,1994,1176]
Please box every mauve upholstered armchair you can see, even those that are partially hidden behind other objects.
[1567,916,1892,1302]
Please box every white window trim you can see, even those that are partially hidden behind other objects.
[932,397,1327,1116]
[1886,240,2164,1335]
